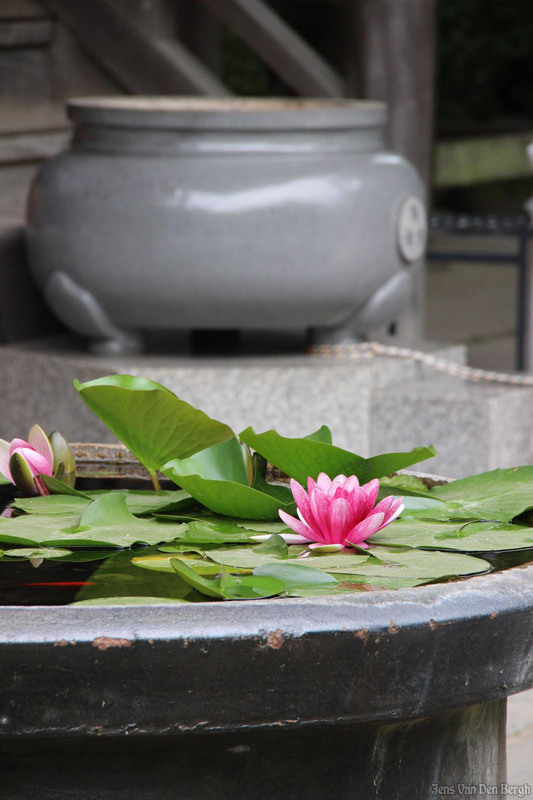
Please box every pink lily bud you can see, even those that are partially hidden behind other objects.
[0,425,56,494]
[279,473,404,549]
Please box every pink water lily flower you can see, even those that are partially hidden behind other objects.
[279,473,404,549]
[0,425,54,488]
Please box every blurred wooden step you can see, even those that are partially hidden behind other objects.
[0,0,53,48]
[0,103,70,165]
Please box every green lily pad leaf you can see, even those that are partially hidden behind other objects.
[328,547,491,579]
[0,495,189,547]
[14,489,195,518]
[239,427,436,486]
[430,467,533,522]
[372,518,533,553]
[254,562,338,587]
[162,460,296,520]
[232,519,292,533]
[74,374,235,475]
[42,475,91,498]
[132,554,248,575]
[170,558,225,598]
[71,596,189,606]
[379,474,430,497]
[173,517,259,544]
[206,545,370,571]
[252,534,289,557]
[218,568,286,600]
[0,473,11,486]
[206,546,290,570]
[400,496,449,513]
[3,547,73,559]
[302,551,371,569]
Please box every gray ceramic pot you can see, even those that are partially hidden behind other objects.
[25,98,427,354]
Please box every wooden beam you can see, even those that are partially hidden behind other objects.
[348,0,437,189]
[42,0,230,96]
[0,131,70,165]
[0,19,54,48]
[178,1,221,75]
[195,0,344,97]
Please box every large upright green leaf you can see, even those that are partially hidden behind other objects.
[163,461,295,520]
[239,427,436,485]
[430,467,533,522]
[74,375,234,474]
[165,437,249,485]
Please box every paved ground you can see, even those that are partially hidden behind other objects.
[425,238,533,788]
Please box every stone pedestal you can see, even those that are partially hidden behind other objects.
[0,335,532,478]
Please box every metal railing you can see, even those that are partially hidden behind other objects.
[427,213,533,371]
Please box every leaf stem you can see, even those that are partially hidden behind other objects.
[149,469,161,492]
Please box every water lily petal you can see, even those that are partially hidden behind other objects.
[9,438,29,456]
[251,532,310,545]
[330,497,356,542]
[345,511,385,546]
[309,542,345,552]
[372,495,396,517]
[14,447,54,478]
[309,487,332,542]
[361,479,380,515]
[0,439,12,482]
[278,509,316,541]
[343,475,360,492]
[347,487,368,524]
[316,472,331,491]
[28,424,54,470]
[379,501,404,529]
[290,479,313,526]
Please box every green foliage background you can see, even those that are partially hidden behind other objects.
[437,0,533,129]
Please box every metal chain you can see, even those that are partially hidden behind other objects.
[310,341,533,387]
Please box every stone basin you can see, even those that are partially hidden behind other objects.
[0,464,532,799]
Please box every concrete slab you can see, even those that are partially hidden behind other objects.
[0,335,465,460]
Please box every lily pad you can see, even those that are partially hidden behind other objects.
[206,545,370,570]
[372,518,533,553]
[430,467,533,522]
[253,562,338,587]
[171,560,285,600]
[0,494,189,547]
[132,554,249,575]
[74,374,234,477]
[13,489,196,518]
[3,547,73,559]
[239,427,436,486]
[329,547,491,579]
[379,474,431,496]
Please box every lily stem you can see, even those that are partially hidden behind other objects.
[149,469,161,492]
